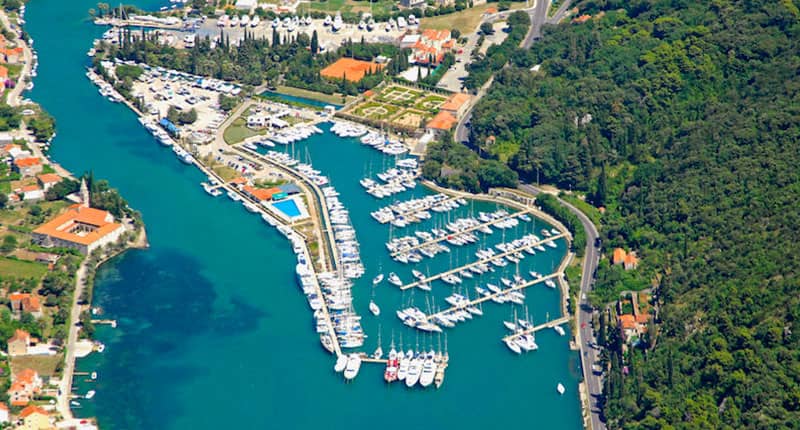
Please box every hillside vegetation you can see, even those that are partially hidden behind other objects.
[469,0,800,428]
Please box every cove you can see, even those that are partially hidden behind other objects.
[25,0,583,428]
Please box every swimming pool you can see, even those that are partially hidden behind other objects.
[272,199,302,218]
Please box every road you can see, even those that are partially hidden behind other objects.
[0,10,33,107]
[521,184,605,430]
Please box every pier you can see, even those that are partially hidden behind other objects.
[390,195,460,221]
[422,272,562,321]
[501,316,572,342]
[389,209,533,257]
[398,232,568,290]
[90,319,117,327]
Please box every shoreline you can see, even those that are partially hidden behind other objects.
[1,5,149,426]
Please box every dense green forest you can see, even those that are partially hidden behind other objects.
[468,0,800,428]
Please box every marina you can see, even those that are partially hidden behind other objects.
[25,0,583,425]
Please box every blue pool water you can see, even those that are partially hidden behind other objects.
[272,199,302,218]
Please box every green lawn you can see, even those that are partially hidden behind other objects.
[421,3,527,34]
[560,193,603,226]
[223,117,266,145]
[414,94,448,112]
[0,256,48,279]
[352,101,400,120]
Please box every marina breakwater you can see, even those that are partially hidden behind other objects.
[26,1,584,428]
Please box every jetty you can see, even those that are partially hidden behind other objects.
[502,316,572,342]
[389,208,533,257]
[398,232,568,290]
[421,272,563,322]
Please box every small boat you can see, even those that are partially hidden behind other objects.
[412,269,425,280]
[85,390,96,399]
[504,338,521,354]
[388,272,402,287]
[369,300,380,316]
[372,273,384,285]
[554,325,566,336]
[334,355,348,372]
[557,383,566,394]
[91,372,97,380]
[70,400,81,407]
[343,354,362,380]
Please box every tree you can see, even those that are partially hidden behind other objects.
[480,22,494,35]
[0,193,7,209]
[311,30,319,55]
[451,28,461,39]
[0,235,16,253]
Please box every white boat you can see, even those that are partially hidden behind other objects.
[557,383,566,394]
[91,372,97,380]
[419,355,435,387]
[369,300,380,316]
[397,353,409,381]
[405,357,422,387]
[85,390,96,399]
[372,273,384,285]
[504,338,521,354]
[412,269,426,280]
[343,354,362,380]
[388,272,402,287]
[334,355,348,372]
[554,325,566,336]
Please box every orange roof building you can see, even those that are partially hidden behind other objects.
[624,253,639,270]
[8,370,42,407]
[320,58,384,82]
[612,248,626,265]
[572,14,592,24]
[426,111,458,132]
[7,329,31,356]
[441,92,471,117]
[421,29,450,42]
[19,404,50,429]
[37,173,62,191]
[32,205,126,254]
[0,65,7,79]
[242,185,282,202]
[9,294,41,316]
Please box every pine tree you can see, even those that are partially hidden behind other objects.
[310,30,319,55]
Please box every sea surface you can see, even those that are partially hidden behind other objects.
[25,1,583,428]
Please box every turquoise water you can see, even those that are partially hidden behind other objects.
[261,90,342,109]
[25,1,583,428]
[272,198,301,217]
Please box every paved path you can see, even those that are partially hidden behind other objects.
[521,184,604,430]
[0,11,33,107]
[55,262,87,421]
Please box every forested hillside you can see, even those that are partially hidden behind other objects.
[469,0,800,428]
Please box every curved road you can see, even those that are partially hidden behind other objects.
[521,184,604,430]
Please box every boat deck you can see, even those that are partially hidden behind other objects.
[501,316,572,342]
[390,209,533,257]
[398,232,568,290]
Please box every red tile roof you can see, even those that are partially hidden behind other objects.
[612,248,626,265]
[19,405,47,418]
[14,157,41,167]
[37,173,62,184]
[32,205,122,246]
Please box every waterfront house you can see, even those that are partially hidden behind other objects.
[0,47,23,64]
[13,157,43,177]
[9,293,42,318]
[32,205,126,255]
[18,405,51,429]
[1,143,21,157]
[36,173,62,191]
[0,402,8,424]
[7,329,31,356]
[8,369,42,407]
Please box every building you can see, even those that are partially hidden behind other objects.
[0,402,8,424]
[235,0,257,11]
[278,183,301,195]
[440,92,471,118]
[426,110,457,135]
[8,369,42,407]
[7,329,31,356]
[612,248,639,270]
[20,185,45,202]
[9,293,42,318]
[18,405,51,429]
[32,205,126,254]
[411,29,453,65]
[400,0,426,8]
[1,47,23,64]
[13,157,43,177]
[320,58,385,82]
[36,173,62,191]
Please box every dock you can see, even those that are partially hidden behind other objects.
[390,209,533,257]
[422,272,562,321]
[502,316,572,342]
[398,232,568,290]
[391,195,460,220]
[90,319,117,327]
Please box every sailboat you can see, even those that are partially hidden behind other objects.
[557,383,566,394]
[369,284,380,316]
[334,355,348,372]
